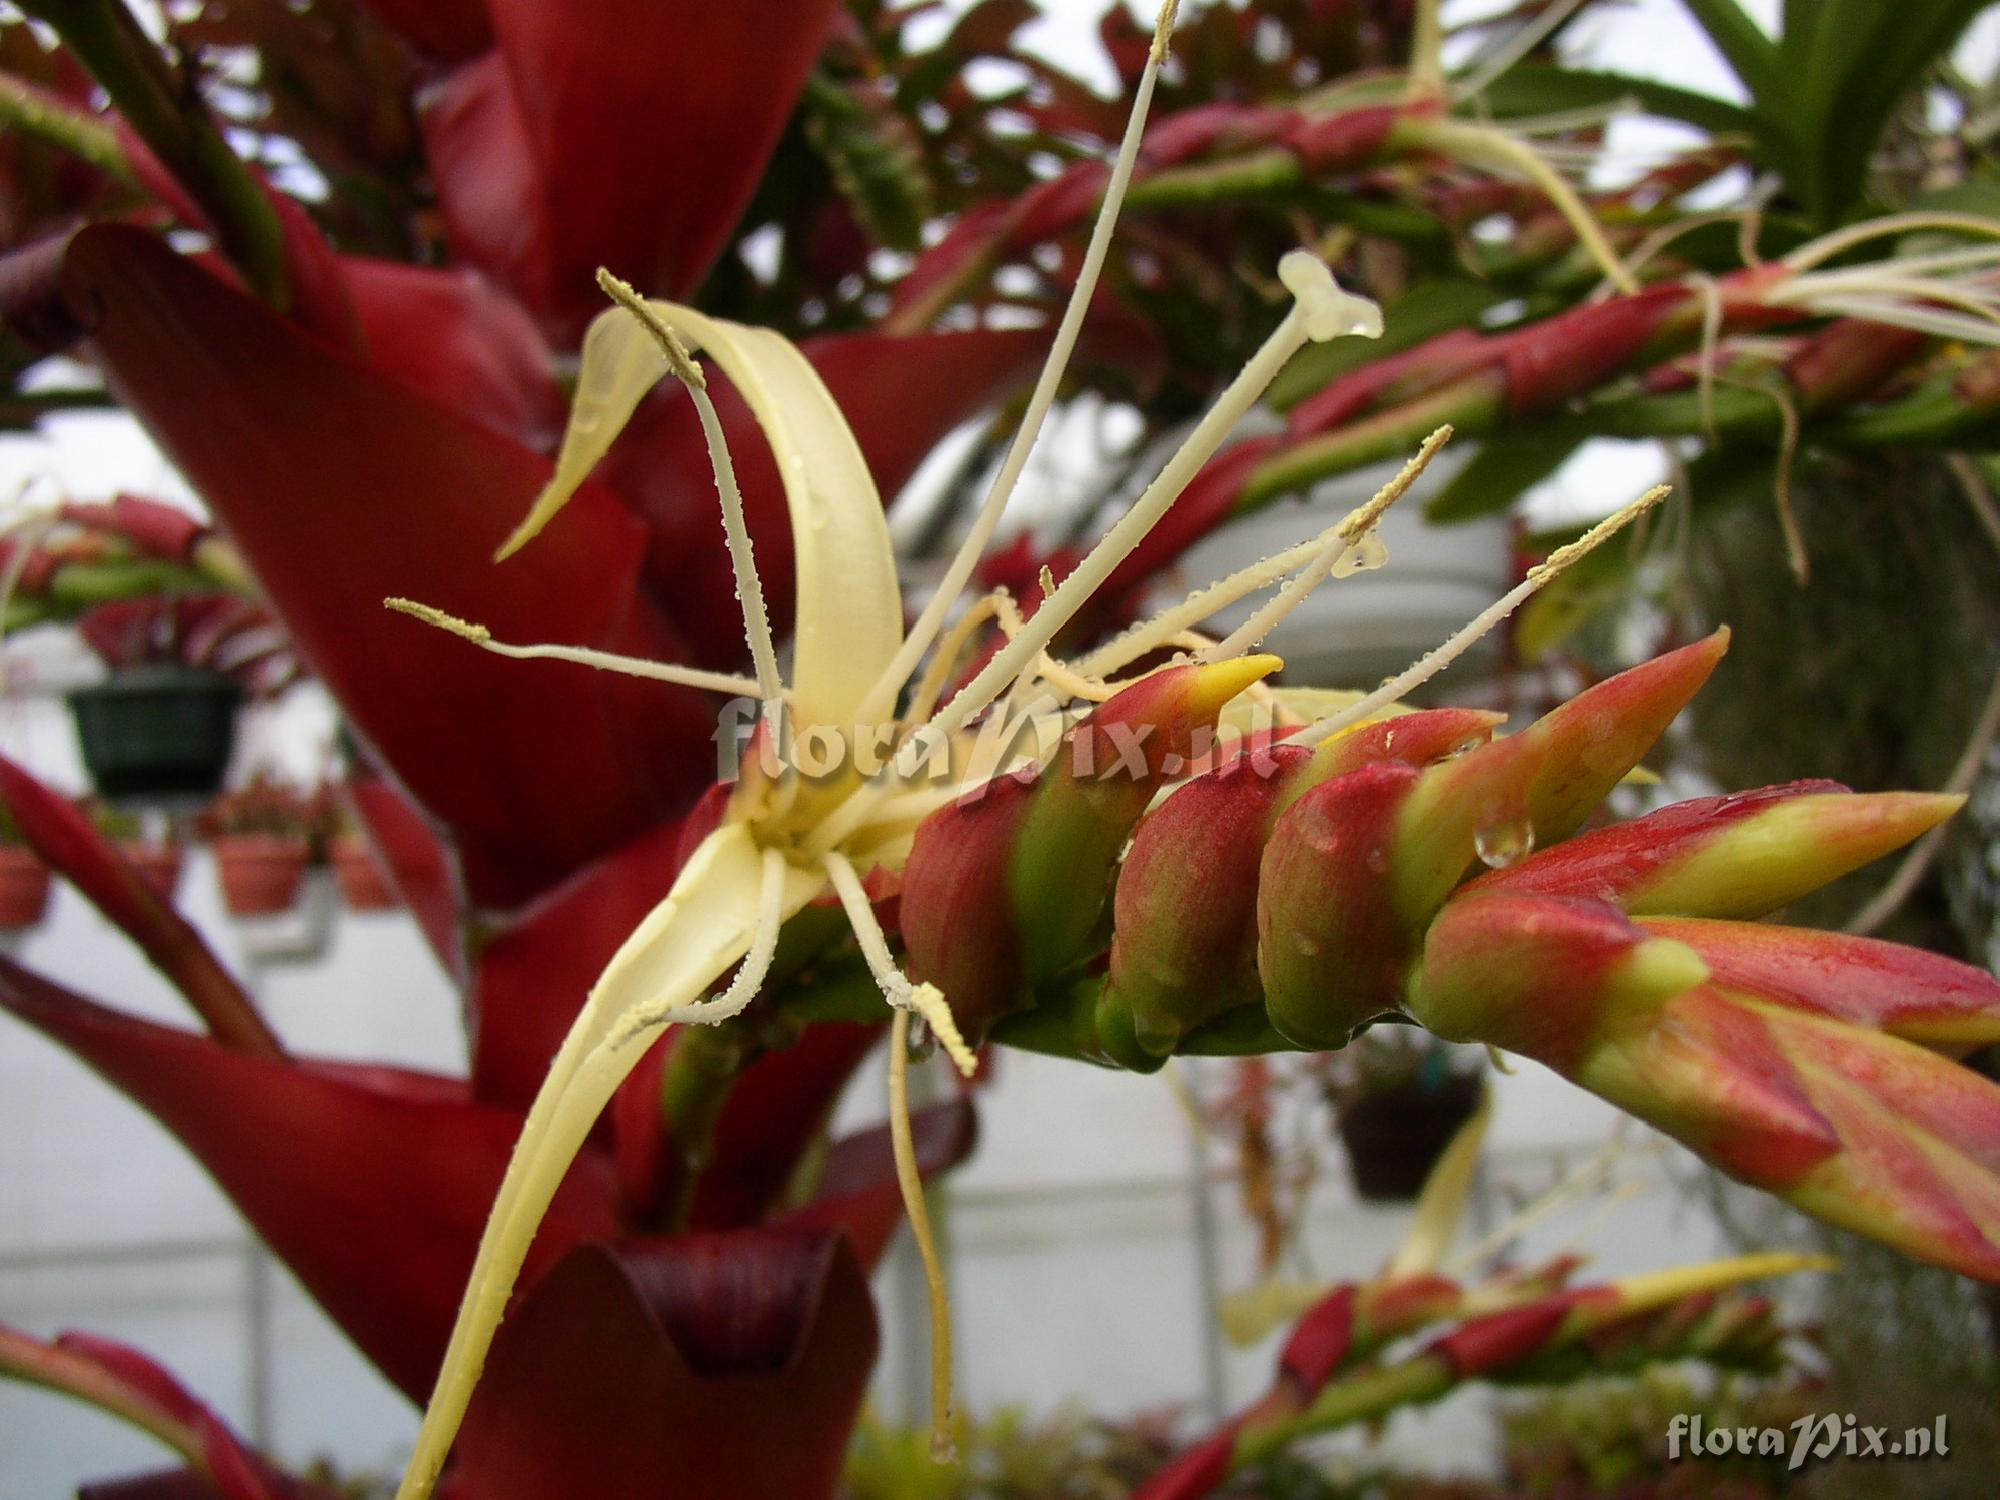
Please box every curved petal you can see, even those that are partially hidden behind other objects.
[597,325,1051,673]
[400,823,823,1498]
[504,303,904,728]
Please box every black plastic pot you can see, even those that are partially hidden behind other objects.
[68,667,243,801]
[1335,1070,1486,1203]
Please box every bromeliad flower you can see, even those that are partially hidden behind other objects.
[384,6,1673,1490]
[384,7,2000,1498]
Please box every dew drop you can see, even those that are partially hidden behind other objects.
[1474,816,1536,870]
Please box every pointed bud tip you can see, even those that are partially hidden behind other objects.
[1195,651,1284,705]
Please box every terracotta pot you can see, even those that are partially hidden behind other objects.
[0,845,53,931]
[119,841,185,902]
[331,834,400,911]
[1335,1071,1486,1203]
[210,833,309,917]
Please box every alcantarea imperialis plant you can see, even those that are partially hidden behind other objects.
[370,6,2000,1494]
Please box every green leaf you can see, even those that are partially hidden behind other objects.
[1424,428,1583,523]
[1785,0,1991,221]
[1476,63,1765,143]
[1676,0,1782,103]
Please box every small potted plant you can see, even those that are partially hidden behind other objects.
[82,800,186,900]
[1321,1031,1487,1203]
[0,806,53,932]
[323,794,400,912]
[66,594,299,803]
[196,775,313,918]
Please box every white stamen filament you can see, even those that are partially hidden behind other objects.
[822,850,977,1079]
[1452,0,1592,104]
[383,598,765,698]
[1203,426,1451,661]
[1771,272,2000,332]
[1294,484,1671,748]
[888,1007,957,1463]
[860,0,1183,725]
[917,255,1380,751]
[826,847,975,1463]
[906,592,1008,724]
[1411,119,1639,294]
[1598,212,1754,297]
[597,272,788,719]
[1781,211,2000,274]
[1797,297,2000,346]
[626,847,789,1031]
[1076,527,1363,678]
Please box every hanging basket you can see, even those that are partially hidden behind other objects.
[68,668,244,802]
[331,834,400,911]
[0,846,53,931]
[211,833,309,918]
[1335,1070,1486,1203]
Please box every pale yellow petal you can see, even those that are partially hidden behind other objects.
[498,299,904,728]
[393,823,820,1500]
[497,309,666,560]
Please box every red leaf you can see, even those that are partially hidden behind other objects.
[61,224,718,903]
[424,0,843,343]
[341,256,565,449]
[344,771,466,983]
[353,0,492,64]
[470,817,690,1109]
[454,1231,877,1500]
[0,755,275,1057]
[683,1021,887,1232]
[0,960,620,1401]
[775,1097,979,1269]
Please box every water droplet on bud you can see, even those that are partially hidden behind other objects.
[1474,816,1535,870]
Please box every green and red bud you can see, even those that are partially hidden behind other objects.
[1592,991,2000,1280]
[1639,917,2000,1055]
[1102,706,1501,1061]
[1409,884,2000,1280]
[1012,656,1280,975]
[1511,629,1728,841]
[1408,892,1710,1071]
[1105,745,1312,1060]
[1257,762,1422,1049]
[903,658,1277,1044]
[1468,781,1960,917]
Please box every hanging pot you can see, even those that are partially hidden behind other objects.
[0,845,53,931]
[331,834,400,911]
[68,667,243,802]
[210,833,309,917]
[1335,1070,1486,1203]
